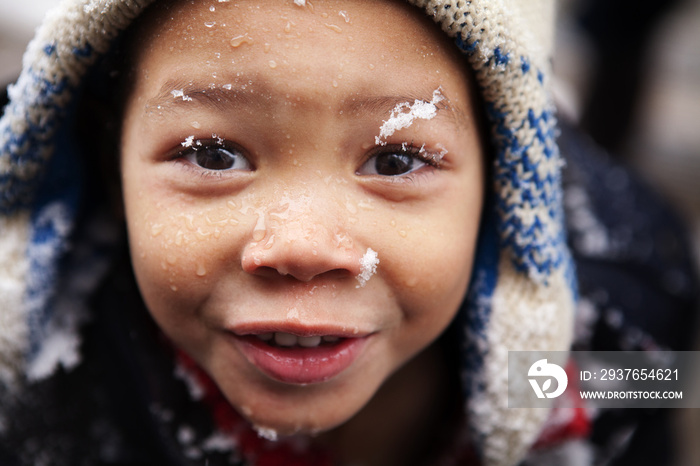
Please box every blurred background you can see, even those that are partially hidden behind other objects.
[554,1,700,464]
[1,0,699,464]
[555,0,700,266]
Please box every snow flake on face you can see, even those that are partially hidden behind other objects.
[182,135,195,147]
[356,248,379,288]
[293,0,306,6]
[375,88,445,145]
[419,142,449,164]
[254,425,279,441]
[171,89,193,102]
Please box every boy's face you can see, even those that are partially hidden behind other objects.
[121,0,484,435]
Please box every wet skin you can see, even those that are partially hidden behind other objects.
[120,0,484,446]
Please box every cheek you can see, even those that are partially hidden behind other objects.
[376,195,482,325]
[124,192,248,316]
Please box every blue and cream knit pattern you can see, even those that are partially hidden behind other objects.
[0,0,155,380]
[0,1,576,465]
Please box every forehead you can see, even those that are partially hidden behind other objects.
[137,0,451,53]
[131,1,468,88]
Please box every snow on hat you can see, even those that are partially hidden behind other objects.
[0,0,575,465]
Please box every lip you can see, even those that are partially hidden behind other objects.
[228,324,371,385]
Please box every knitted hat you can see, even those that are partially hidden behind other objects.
[0,1,575,465]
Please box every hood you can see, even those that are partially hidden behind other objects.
[0,1,576,465]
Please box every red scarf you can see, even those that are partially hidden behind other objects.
[176,352,588,465]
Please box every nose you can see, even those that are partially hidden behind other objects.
[241,210,362,283]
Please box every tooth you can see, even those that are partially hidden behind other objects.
[274,332,297,347]
[322,335,339,343]
[298,336,321,347]
[257,333,273,341]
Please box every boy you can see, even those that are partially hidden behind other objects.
[4,0,693,465]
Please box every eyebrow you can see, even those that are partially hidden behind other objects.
[343,93,461,129]
[146,78,258,113]
[145,77,465,129]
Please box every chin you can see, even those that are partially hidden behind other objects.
[240,404,353,439]
[222,376,378,440]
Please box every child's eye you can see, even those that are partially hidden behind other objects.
[178,139,252,171]
[357,145,433,177]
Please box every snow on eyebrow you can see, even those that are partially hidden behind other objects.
[356,248,379,288]
[375,88,445,145]
[171,89,193,102]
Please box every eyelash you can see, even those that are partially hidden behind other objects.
[168,137,443,183]
[169,137,253,179]
[359,142,443,179]
[387,142,443,167]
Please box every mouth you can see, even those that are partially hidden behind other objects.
[229,326,371,385]
[252,332,342,347]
